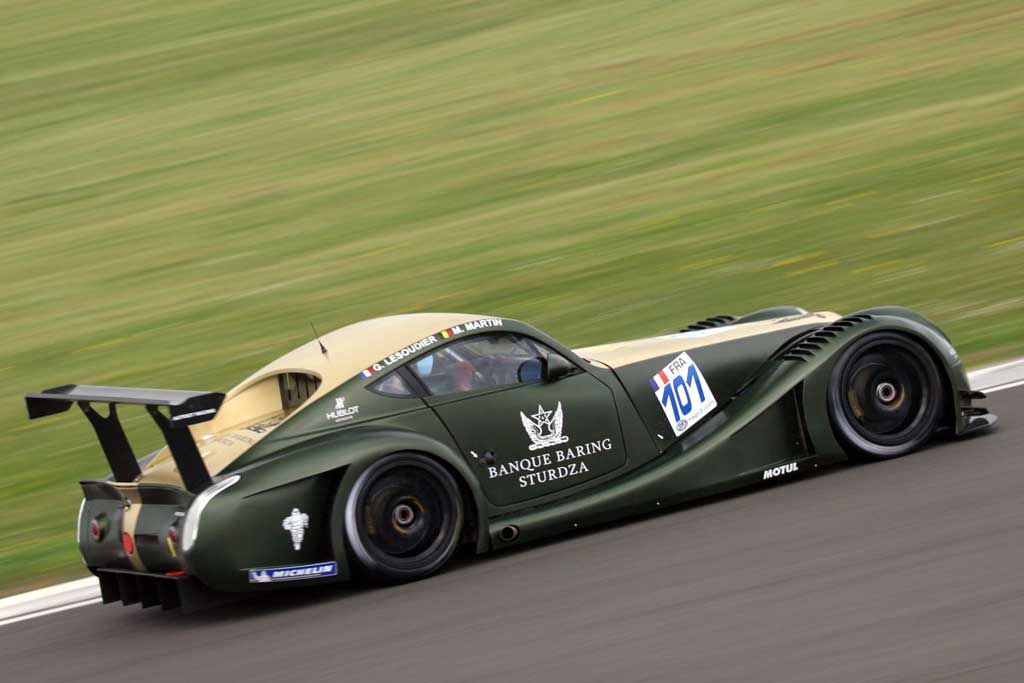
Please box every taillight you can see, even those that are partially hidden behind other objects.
[121,532,135,555]
[89,514,108,542]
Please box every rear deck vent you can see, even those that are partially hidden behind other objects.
[778,314,874,362]
[680,315,736,332]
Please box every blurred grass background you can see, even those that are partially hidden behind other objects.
[1,0,1022,594]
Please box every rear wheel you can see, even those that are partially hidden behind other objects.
[828,333,944,460]
[344,453,463,583]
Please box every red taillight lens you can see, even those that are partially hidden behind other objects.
[121,532,135,555]
[89,514,107,542]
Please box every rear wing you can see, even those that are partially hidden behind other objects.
[25,385,225,493]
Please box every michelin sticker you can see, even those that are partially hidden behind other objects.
[248,561,338,584]
[649,352,717,437]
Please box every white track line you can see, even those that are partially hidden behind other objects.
[0,598,103,628]
[2,359,1022,626]
[984,379,1024,394]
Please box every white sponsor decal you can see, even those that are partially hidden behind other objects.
[650,352,717,437]
[248,561,337,583]
[172,408,217,422]
[658,328,726,340]
[763,462,799,480]
[520,403,570,451]
[281,508,309,550]
[326,396,360,423]
[488,438,614,489]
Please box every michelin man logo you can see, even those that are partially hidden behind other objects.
[250,570,272,583]
[282,507,309,550]
[520,403,570,451]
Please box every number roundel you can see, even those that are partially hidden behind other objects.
[650,352,717,437]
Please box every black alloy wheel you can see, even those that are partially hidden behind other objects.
[344,453,464,582]
[828,333,945,459]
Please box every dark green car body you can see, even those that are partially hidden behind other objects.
[26,307,995,609]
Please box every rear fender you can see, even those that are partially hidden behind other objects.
[185,425,488,592]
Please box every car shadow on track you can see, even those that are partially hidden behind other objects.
[129,459,871,626]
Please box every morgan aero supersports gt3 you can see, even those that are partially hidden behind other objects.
[25,306,996,610]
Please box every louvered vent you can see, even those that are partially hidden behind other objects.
[279,373,322,411]
[680,315,736,333]
[778,314,873,362]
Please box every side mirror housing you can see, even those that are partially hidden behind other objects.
[544,355,576,382]
[517,358,545,384]
[517,355,576,384]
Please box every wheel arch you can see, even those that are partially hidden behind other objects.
[799,313,968,457]
[327,440,490,571]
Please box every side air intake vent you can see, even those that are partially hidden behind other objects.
[680,315,736,332]
[279,373,322,411]
[778,314,874,362]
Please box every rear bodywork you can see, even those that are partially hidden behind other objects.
[27,308,995,609]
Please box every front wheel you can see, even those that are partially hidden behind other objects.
[344,453,464,583]
[828,333,945,460]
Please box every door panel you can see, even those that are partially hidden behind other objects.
[429,373,626,506]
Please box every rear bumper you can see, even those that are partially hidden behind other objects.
[95,568,227,612]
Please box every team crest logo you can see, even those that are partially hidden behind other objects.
[520,403,570,451]
[282,507,309,550]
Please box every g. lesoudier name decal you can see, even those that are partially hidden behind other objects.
[489,402,614,488]
[360,318,503,378]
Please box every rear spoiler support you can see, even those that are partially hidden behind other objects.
[79,403,141,483]
[146,405,215,493]
[25,385,225,494]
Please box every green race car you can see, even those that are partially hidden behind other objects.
[25,307,996,610]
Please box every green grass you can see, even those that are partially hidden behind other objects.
[1,0,1022,595]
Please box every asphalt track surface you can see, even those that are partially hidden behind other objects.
[2,388,1022,683]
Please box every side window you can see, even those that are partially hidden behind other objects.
[368,371,415,398]
[410,333,565,397]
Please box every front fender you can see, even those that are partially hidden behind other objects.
[799,309,972,459]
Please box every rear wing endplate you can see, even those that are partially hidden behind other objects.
[25,385,225,493]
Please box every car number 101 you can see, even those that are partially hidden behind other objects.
[649,352,717,437]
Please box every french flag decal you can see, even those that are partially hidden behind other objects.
[648,370,670,391]
[360,368,375,379]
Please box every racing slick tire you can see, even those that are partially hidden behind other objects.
[828,333,944,460]
[344,453,464,583]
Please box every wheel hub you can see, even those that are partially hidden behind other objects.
[876,381,898,404]
[393,503,416,527]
